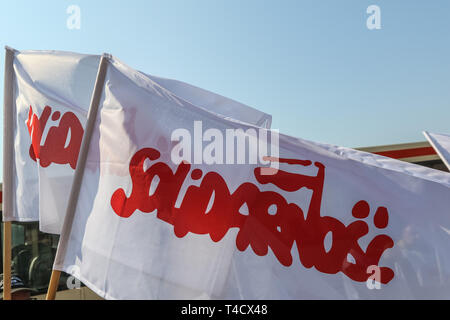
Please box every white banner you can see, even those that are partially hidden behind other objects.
[54,56,450,299]
[3,49,271,234]
[423,131,450,171]
[3,49,99,233]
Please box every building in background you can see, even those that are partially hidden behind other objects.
[358,141,448,172]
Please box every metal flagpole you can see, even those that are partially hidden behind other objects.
[3,46,16,300]
[46,53,110,300]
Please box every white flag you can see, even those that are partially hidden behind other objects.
[3,49,99,233]
[2,48,271,234]
[423,131,450,171]
[54,56,450,299]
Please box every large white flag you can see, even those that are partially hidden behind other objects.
[423,131,450,170]
[53,55,450,299]
[3,49,99,234]
[2,48,271,234]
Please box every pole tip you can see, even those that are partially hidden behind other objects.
[4,46,17,53]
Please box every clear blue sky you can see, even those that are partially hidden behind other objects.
[0,1,449,154]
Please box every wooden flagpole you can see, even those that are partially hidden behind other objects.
[46,54,110,300]
[45,270,61,300]
[2,221,12,300]
[2,46,16,301]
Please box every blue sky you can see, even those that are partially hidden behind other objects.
[0,0,449,155]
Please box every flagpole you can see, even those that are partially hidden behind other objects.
[2,46,16,301]
[45,270,61,300]
[46,53,110,300]
[423,131,450,171]
[2,221,12,300]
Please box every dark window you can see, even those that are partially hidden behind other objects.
[1,220,80,296]
[413,159,449,172]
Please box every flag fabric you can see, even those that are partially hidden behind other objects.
[53,55,450,299]
[143,73,272,129]
[2,48,271,234]
[423,131,450,170]
[3,49,99,233]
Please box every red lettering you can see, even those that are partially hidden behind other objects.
[111,147,395,285]
[26,105,84,169]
